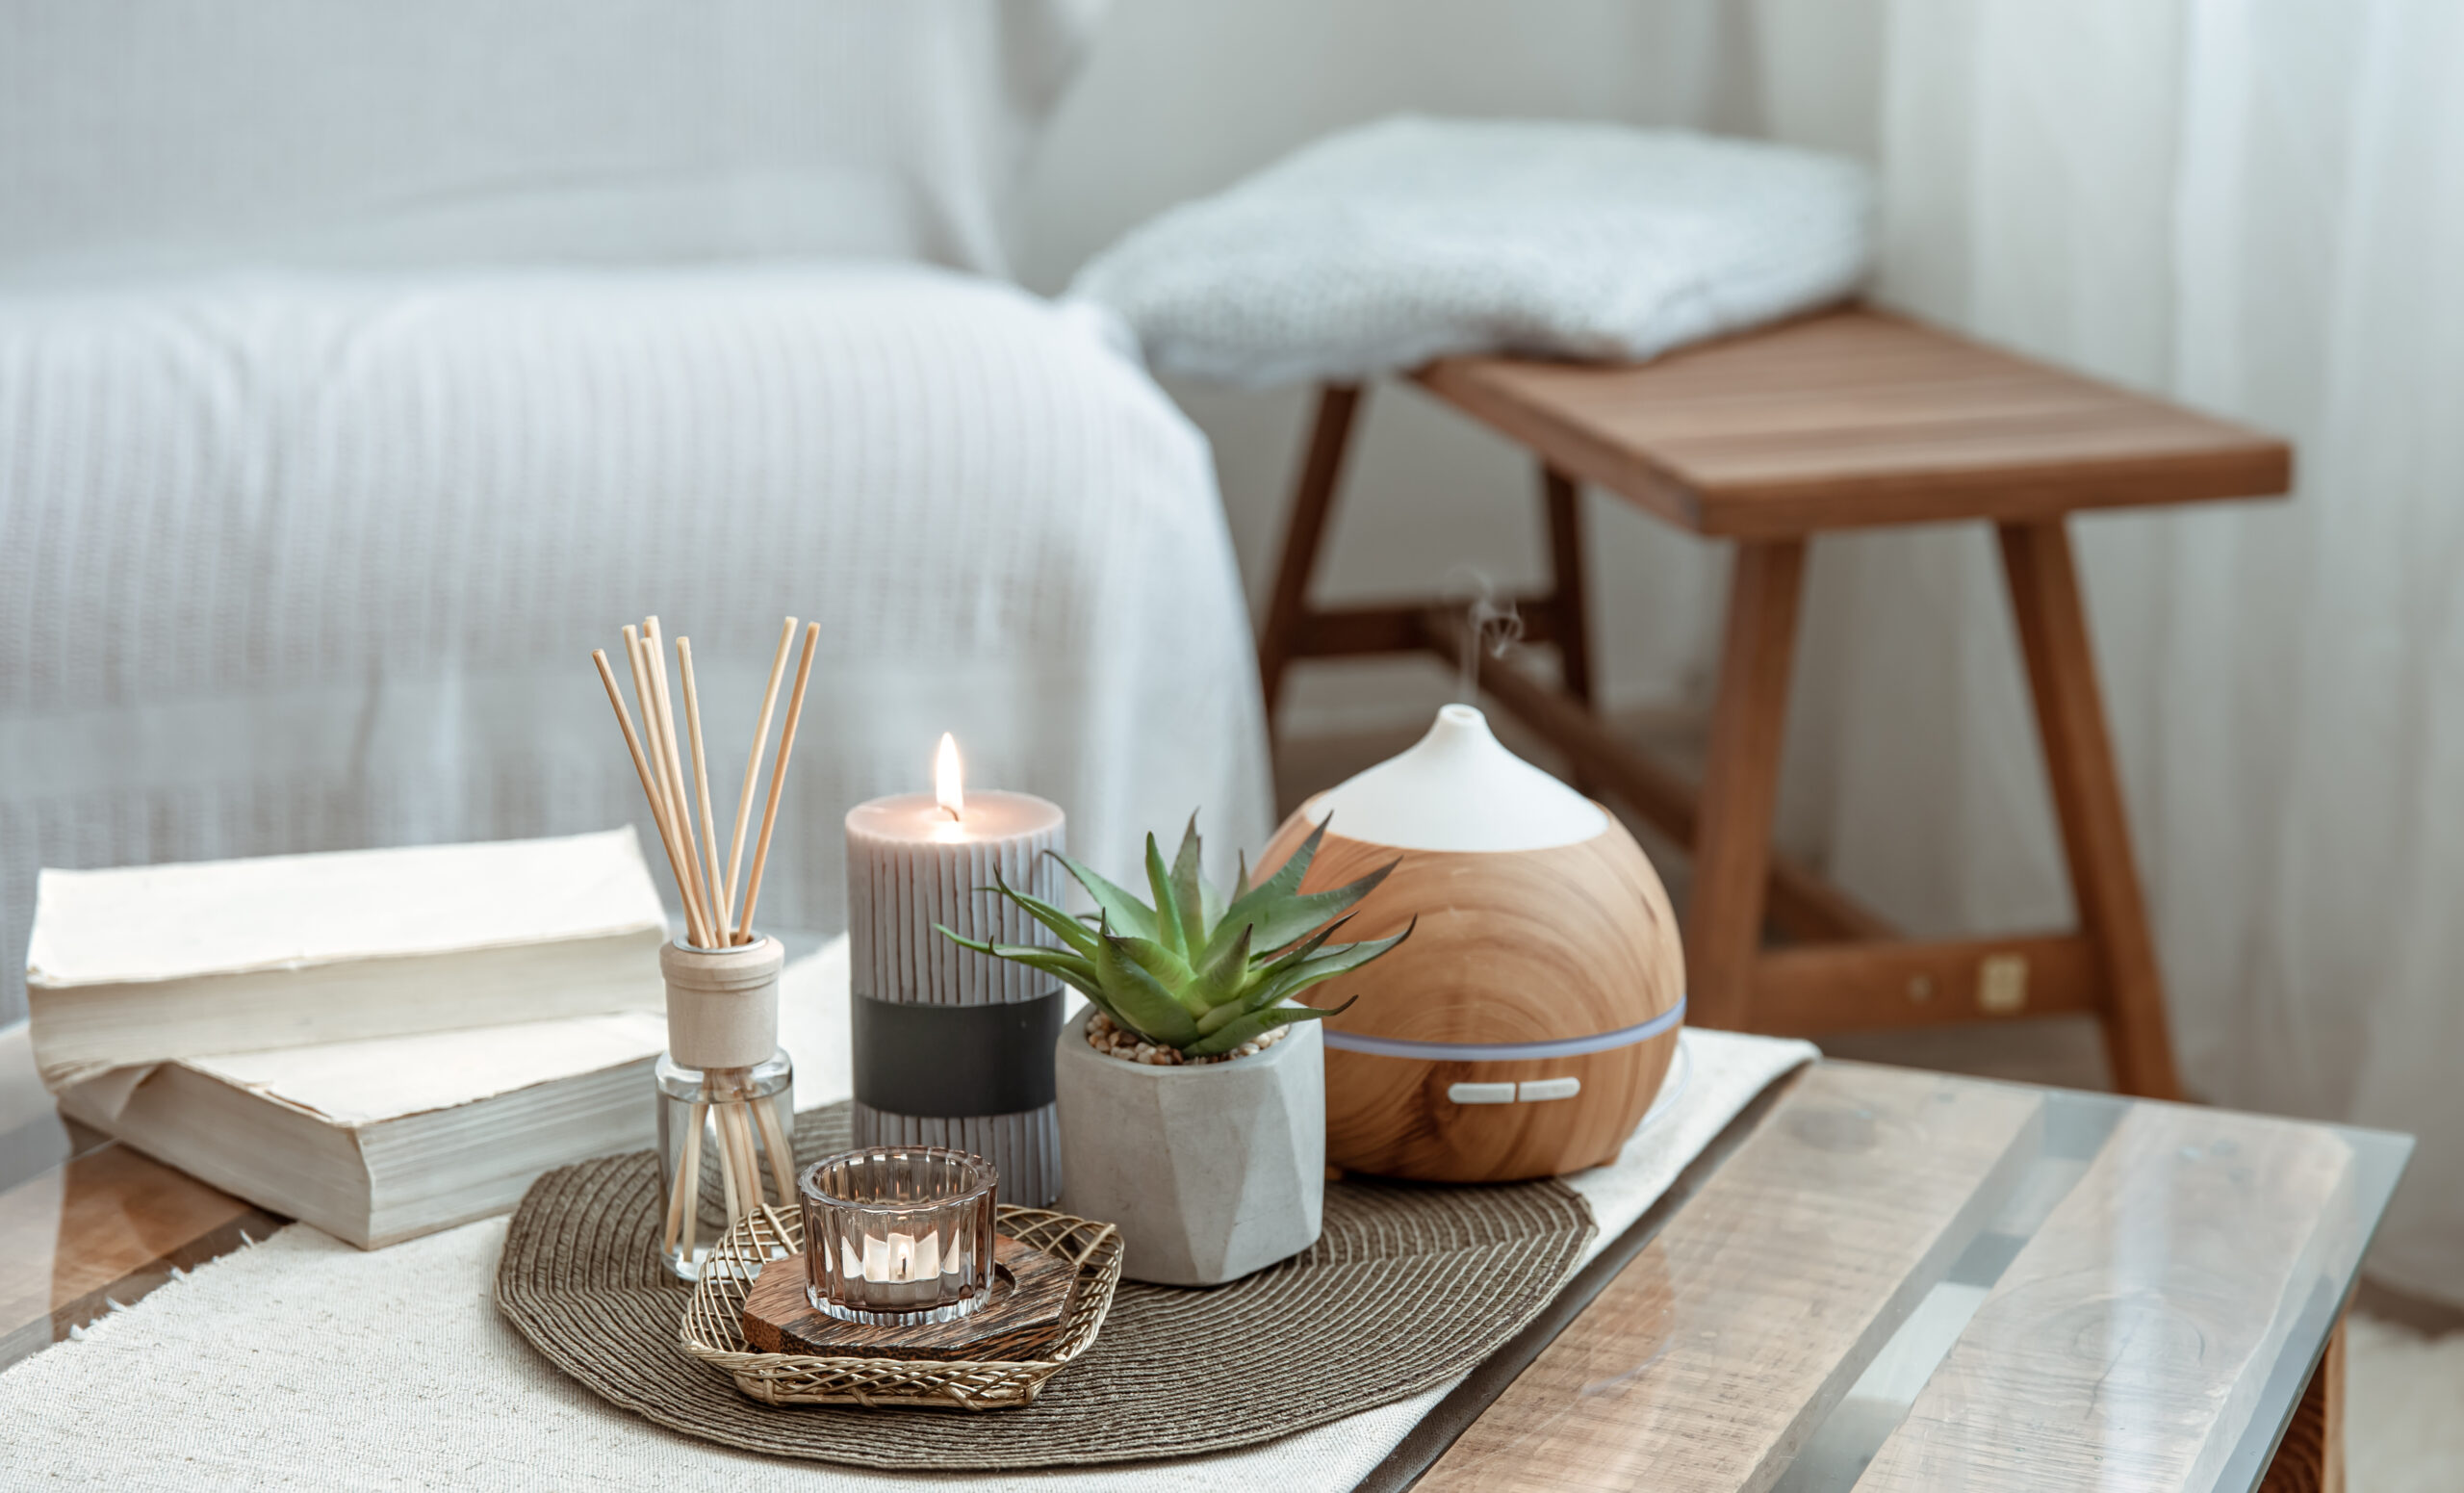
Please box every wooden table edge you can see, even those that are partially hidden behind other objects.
[1352,1066,2405,1493]
[1351,1066,1810,1493]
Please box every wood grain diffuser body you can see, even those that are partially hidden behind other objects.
[1258,706,1682,1182]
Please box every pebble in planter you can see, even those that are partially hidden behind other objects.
[940,815,1410,1285]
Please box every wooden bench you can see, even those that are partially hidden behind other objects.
[1257,308,2294,1098]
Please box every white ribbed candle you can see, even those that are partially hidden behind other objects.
[844,789,1065,1206]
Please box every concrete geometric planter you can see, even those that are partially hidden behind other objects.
[1054,1007,1325,1286]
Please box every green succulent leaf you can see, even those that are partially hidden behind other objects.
[1242,862,1399,959]
[940,813,1410,1057]
[1213,816,1327,938]
[977,875,1099,958]
[1092,929,1202,1044]
[1250,919,1417,1012]
[1047,851,1159,944]
[1183,995,1358,1058]
[1112,935,1207,1016]
[1197,870,1227,942]
[934,929,1085,974]
[1267,912,1348,961]
[978,942,1100,986]
[1244,913,1356,986]
[1168,815,1213,955]
[1203,816,1400,964]
[1194,921,1253,1013]
[936,924,993,954]
[1142,834,1185,961]
[936,924,1123,1023]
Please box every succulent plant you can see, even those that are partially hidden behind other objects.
[938,815,1411,1058]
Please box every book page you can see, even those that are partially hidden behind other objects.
[184,1012,668,1125]
[27,829,665,986]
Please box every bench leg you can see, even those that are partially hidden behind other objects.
[1542,466,1594,705]
[1258,384,1365,733]
[1999,519,2185,1099]
[1542,464,1600,796]
[1685,539,1809,1031]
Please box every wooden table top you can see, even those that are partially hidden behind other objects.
[0,1025,2405,1491]
[1414,309,2293,539]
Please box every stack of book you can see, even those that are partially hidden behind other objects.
[27,830,691,1248]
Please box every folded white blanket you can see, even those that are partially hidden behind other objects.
[0,1023,1814,1490]
[1073,116,1875,387]
[0,261,1273,1023]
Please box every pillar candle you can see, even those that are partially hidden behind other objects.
[843,738,1066,1206]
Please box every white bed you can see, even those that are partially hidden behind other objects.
[0,1,1271,1023]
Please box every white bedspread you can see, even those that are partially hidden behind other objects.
[0,262,1272,1022]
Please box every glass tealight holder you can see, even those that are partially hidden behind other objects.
[798,1147,998,1326]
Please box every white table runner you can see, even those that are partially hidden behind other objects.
[0,1007,1811,1490]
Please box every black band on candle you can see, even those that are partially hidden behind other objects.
[851,989,1063,1118]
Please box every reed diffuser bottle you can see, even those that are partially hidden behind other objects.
[656,936,794,1278]
[592,613,821,1279]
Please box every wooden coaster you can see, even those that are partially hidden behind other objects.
[741,1235,1080,1361]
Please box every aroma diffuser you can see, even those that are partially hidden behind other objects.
[1255,705,1682,1182]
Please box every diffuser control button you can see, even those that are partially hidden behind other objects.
[1446,1082,1518,1105]
[1518,1077,1582,1102]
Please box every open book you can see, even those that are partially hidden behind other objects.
[25,830,668,1088]
[57,1015,666,1248]
[51,938,852,1249]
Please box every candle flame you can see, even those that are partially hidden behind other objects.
[935,733,963,821]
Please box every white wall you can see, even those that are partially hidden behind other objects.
[1016,0,1881,736]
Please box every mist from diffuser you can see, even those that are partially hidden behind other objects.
[1261,703,1686,1182]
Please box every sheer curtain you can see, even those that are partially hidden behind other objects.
[1751,0,2464,1305]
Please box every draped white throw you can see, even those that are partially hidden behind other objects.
[0,262,1270,1030]
[0,0,1279,1035]
[1734,0,2464,1306]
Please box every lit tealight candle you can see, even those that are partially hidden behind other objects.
[844,736,1066,1206]
[802,1146,996,1325]
[852,1228,939,1284]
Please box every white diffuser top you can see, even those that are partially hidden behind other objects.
[1302,705,1608,852]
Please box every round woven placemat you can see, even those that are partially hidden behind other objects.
[496,1103,1593,1470]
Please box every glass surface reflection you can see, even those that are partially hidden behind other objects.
[1763,1089,2409,1493]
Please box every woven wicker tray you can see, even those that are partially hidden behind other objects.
[679,1203,1122,1411]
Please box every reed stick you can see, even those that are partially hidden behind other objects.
[740,1105,774,1208]
[736,621,819,940]
[619,625,663,823]
[715,1102,741,1223]
[629,626,710,946]
[675,637,727,932]
[643,617,715,940]
[722,617,797,943]
[594,617,821,1262]
[592,650,701,940]
[724,1101,763,1211]
[751,1096,798,1209]
[668,1099,707,1261]
[647,627,718,947]
[623,626,681,938]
